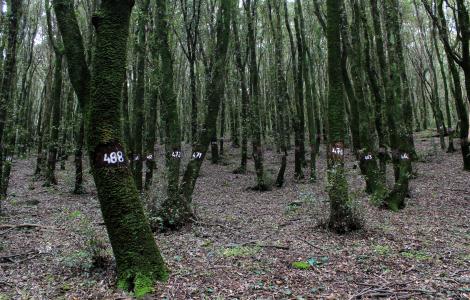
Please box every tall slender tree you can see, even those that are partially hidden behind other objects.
[326,0,361,233]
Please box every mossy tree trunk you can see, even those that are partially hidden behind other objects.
[339,9,361,154]
[350,0,387,199]
[144,65,159,190]
[296,0,318,182]
[267,0,288,187]
[45,0,64,186]
[370,0,389,173]
[0,0,22,207]
[383,0,413,211]
[73,117,84,194]
[179,0,234,207]
[232,9,249,174]
[44,53,63,186]
[284,0,305,180]
[54,0,168,295]
[154,0,192,229]
[246,0,268,190]
[326,0,362,233]
[432,24,454,152]
[35,65,53,176]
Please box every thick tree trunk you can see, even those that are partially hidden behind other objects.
[0,0,22,202]
[88,1,168,294]
[54,0,168,295]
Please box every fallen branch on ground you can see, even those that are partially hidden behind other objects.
[0,223,54,230]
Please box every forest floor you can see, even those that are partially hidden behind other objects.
[0,131,469,300]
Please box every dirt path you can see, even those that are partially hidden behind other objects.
[1,134,469,299]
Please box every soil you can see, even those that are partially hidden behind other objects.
[1,132,469,299]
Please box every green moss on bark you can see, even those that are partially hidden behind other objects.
[82,0,169,295]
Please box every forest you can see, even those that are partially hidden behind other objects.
[0,0,469,298]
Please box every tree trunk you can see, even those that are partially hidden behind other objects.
[383,0,413,210]
[247,0,268,190]
[45,54,63,186]
[232,10,249,174]
[0,0,22,202]
[132,0,150,192]
[267,0,288,187]
[73,118,84,194]
[54,0,168,295]
[326,0,361,233]
[179,0,234,207]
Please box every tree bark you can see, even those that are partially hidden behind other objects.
[326,0,361,233]
[54,0,168,294]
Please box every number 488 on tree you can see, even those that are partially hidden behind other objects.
[103,151,125,164]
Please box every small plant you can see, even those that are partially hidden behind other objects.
[374,244,392,256]
[285,201,302,214]
[401,250,431,261]
[292,261,310,270]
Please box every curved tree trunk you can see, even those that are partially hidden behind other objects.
[54,0,168,295]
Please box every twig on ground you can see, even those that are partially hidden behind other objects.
[0,250,38,263]
[298,238,324,251]
[279,218,301,227]
[0,223,54,230]
[227,240,290,250]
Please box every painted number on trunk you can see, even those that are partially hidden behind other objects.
[332,147,343,156]
[93,142,127,168]
[171,151,182,158]
[104,151,125,164]
[192,152,203,159]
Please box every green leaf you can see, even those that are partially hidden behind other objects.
[307,258,318,266]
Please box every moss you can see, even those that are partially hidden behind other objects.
[117,271,163,298]
[373,244,392,256]
[327,167,363,234]
[401,250,431,261]
[292,261,310,270]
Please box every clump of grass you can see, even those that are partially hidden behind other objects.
[373,244,392,256]
[401,250,431,261]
